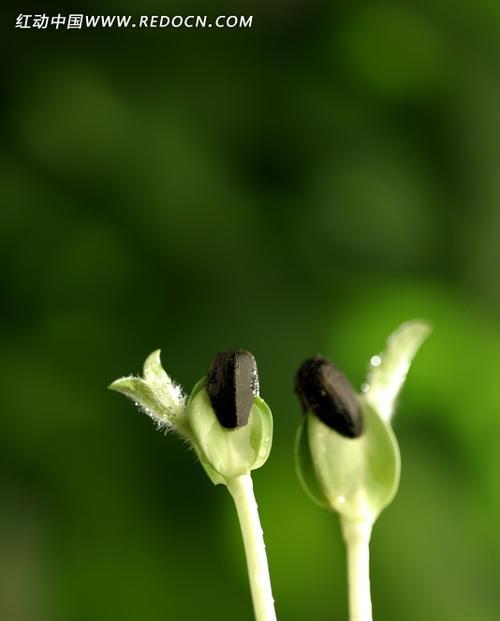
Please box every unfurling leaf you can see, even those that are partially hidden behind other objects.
[364,320,431,422]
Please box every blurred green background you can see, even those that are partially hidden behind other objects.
[2,1,500,619]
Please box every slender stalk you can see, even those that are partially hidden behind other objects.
[227,474,277,621]
[341,518,373,621]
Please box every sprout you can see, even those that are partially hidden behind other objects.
[109,349,276,621]
[294,320,431,621]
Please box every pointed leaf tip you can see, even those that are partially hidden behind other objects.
[143,349,164,380]
[108,376,142,394]
[364,319,432,423]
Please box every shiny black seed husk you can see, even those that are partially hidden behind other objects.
[294,355,363,438]
[207,350,259,429]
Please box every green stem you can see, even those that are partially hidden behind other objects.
[341,518,373,621]
[227,474,277,621]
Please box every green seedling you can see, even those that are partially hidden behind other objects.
[294,320,431,621]
[110,349,276,621]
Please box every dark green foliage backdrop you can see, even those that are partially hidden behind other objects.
[2,1,500,620]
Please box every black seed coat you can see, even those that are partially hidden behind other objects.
[294,355,363,438]
[207,350,259,429]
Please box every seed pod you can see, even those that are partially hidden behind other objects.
[207,350,259,429]
[294,355,363,438]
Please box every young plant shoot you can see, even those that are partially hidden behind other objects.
[109,349,276,621]
[294,320,431,621]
